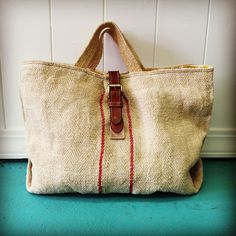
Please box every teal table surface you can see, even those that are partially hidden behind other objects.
[0,159,235,236]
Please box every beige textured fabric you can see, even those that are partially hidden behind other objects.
[20,22,214,195]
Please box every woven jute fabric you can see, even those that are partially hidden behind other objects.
[20,22,214,195]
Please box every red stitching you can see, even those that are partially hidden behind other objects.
[125,98,134,194]
[98,92,105,193]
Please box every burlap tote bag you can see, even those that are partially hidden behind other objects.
[20,22,214,195]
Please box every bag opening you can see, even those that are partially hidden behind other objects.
[189,159,203,190]
[26,159,33,188]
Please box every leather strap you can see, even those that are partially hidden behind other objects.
[108,71,124,133]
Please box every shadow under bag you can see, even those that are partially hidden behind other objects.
[20,22,214,195]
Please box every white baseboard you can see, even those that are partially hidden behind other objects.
[0,129,235,159]
[201,129,236,158]
[0,129,26,159]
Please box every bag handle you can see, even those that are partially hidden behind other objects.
[75,22,145,72]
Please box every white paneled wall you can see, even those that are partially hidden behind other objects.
[156,0,209,66]
[0,0,235,158]
[0,0,51,129]
[104,0,157,71]
[206,0,236,129]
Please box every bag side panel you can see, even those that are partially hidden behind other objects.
[122,70,213,194]
[20,64,104,194]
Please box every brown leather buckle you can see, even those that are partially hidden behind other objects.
[108,84,122,94]
[108,71,125,139]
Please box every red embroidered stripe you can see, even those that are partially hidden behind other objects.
[98,92,105,193]
[125,98,134,194]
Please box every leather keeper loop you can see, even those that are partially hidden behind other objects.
[109,102,123,107]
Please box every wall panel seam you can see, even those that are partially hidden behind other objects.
[153,0,159,67]
[102,0,107,71]
[0,63,6,129]
[203,0,211,64]
[49,0,54,61]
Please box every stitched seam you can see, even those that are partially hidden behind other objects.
[98,92,105,193]
[21,61,213,80]
[125,98,134,194]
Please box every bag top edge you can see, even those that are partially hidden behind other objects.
[21,60,214,78]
